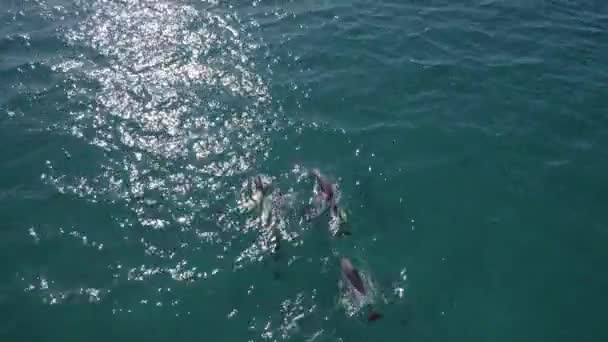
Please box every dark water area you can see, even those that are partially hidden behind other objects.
[1,0,607,341]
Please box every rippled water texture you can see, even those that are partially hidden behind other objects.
[2,0,608,341]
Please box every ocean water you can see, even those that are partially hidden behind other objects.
[1,0,607,341]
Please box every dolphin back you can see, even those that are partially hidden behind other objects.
[340,258,366,295]
[312,169,334,199]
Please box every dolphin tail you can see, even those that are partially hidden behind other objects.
[368,310,383,322]
[367,308,383,322]
[336,230,352,237]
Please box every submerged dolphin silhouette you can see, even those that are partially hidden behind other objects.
[340,258,366,295]
[340,257,383,322]
[310,169,349,235]
[311,168,335,204]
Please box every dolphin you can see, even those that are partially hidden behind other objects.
[252,175,272,203]
[311,168,336,204]
[254,175,271,196]
[340,258,366,294]
[262,190,289,256]
[340,257,383,322]
[330,204,350,236]
[241,174,272,212]
[309,169,349,235]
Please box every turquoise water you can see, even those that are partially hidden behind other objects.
[2,0,608,340]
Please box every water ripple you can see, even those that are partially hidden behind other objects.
[24,0,289,318]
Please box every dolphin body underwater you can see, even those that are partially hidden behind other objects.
[240,175,272,213]
[239,175,282,255]
[311,168,336,203]
[310,169,349,236]
[340,257,383,322]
